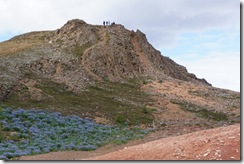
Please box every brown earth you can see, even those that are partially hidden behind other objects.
[141,79,240,130]
[86,124,240,160]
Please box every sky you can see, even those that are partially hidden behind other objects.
[0,0,241,92]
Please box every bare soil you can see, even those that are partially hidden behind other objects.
[86,124,240,160]
[141,80,240,130]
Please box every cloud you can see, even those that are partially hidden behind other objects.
[102,0,240,48]
[173,52,240,92]
[161,26,240,92]
[0,0,239,34]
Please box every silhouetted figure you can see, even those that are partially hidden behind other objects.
[104,21,113,27]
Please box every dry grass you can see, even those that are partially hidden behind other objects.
[0,31,51,56]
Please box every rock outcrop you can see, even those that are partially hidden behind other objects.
[48,19,210,85]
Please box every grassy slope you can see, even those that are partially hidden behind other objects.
[1,75,155,126]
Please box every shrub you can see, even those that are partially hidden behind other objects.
[115,114,126,124]
[142,108,149,114]
[142,79,148,85]
[142,107,156,114]
[0,133,4,143]
[171,100,228,121]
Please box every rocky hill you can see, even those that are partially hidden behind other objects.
[0,19,209,92]
[0,19,240,129]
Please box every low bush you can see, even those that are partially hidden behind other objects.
[115,114,126,124]
[171,100,228,121]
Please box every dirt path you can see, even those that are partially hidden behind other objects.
[86,124,240,160]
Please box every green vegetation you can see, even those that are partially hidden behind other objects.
[0,107,7,143]
[2,75,155,126]
[0,134,3,143]
[0,126,4,143]
[158,80,163,84]
[142,107,157,114]
[171,100,228,121]
[102,76,110,82]
[141,76,151,85]
[115,114,126,124]
[72,43,92,57]
[56,39,63,46]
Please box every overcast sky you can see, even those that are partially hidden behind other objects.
[0,0,241,91]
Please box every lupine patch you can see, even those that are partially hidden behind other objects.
[0,108,149,160]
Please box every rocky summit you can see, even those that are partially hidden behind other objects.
[0,19,240,129]
[0,19,209,92]
[52,19,210,85]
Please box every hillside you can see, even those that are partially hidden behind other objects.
[0,19,240,160]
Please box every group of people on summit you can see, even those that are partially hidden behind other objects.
[103,21,115,26]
